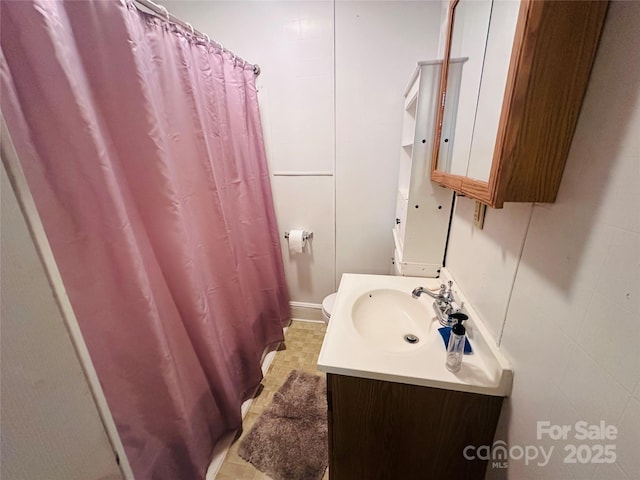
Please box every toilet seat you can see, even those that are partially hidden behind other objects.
[321,293,337,323]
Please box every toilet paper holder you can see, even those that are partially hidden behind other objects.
[284,231,313,241]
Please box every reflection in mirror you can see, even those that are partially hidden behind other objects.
[465,1,520,180]
[436,0,520,182]
[436,57,467,173]
[437,0,492,176]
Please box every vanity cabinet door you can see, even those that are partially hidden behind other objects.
[431,0,608,208]
[327,373,504,480]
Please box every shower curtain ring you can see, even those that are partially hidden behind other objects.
[158,5,170,21]
[186,22,194,35]
[204,33,210,43]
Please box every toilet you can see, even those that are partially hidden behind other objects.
[321,293,337,324]
[322,262,401,323]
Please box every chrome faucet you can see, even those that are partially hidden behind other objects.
[411,284,445,300]
[412,281,461,326]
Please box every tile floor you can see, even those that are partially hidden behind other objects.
[215,320,329,480]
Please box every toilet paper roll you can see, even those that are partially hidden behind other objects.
[288,230,306,254]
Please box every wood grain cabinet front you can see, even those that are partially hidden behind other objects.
[326,374,504,479]
[431,0,609,208]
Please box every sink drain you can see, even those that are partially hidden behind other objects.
[404,334,419,344]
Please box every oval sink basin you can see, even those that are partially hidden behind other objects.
[318,274,514,397]
[351,289,432,353]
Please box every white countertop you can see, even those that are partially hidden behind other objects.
[317,272,513,397]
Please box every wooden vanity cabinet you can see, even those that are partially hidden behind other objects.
[431,0,608,208]
[326,373,504,479]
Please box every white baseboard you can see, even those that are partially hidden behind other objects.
[290,301,323,322]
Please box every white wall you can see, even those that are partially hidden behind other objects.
[334,1,442,284]
[445,2,640,478]
[1,162,123,480]
[166,0,443,304]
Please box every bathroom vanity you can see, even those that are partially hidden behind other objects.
[326,374,503,479]
[317,273,512,479]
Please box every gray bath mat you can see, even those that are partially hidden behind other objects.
[238,370,328,480]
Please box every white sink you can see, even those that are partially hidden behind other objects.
[317,272,513,397]
[351,289,433,353]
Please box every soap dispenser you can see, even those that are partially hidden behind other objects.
[446,312,468,373]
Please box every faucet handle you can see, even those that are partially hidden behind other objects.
[444,281,456,300]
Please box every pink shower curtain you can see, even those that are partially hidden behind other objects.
[1,1,290,478]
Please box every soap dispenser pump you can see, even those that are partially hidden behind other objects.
[446,312,468,373]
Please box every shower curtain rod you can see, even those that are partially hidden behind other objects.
[132,0,261,76]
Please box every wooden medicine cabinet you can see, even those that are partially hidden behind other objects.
[431,0,608,208]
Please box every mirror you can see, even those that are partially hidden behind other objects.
[434,0,521,182]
